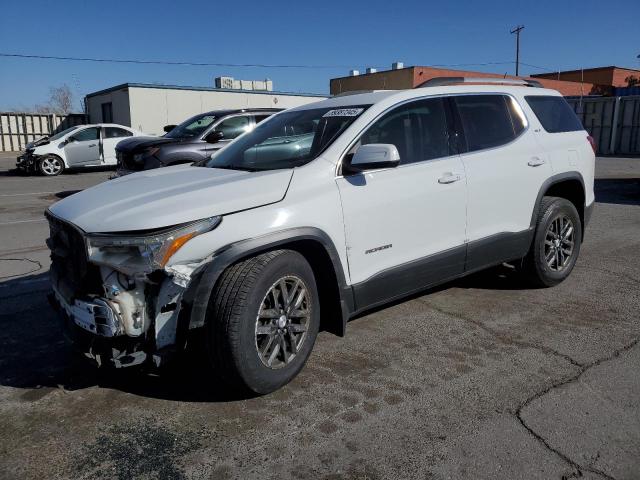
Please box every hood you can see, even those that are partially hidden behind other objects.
[27,136,50,149]
[115,135,184,152]
[48,164,293,232]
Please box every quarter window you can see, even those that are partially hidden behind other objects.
[104,127,132,138]
[454,95,524,152]
[525,95,584,133]
[359,98,450,164]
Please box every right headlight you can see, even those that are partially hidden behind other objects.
[86,216,221,276]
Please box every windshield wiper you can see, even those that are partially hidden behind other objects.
[209,164,260,172]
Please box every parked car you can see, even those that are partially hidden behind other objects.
[113,108,281,176]
[16,124,146,176]
[46,79,595,395]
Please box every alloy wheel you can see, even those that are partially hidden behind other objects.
[255,275,311,369]
[41,157,62,175]
[544,214,574,272]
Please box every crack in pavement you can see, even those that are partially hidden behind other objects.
[421,299,639,480]
[515,337,639,480]
[421,301,584,368]
[0,257,43,280]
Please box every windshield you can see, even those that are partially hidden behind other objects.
[203,106,370,171]
[49,126,79,141]
[165,113,217,139]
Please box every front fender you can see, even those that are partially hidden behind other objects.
[183,227,354,335]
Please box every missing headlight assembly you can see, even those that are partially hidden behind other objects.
[46,212,221,368]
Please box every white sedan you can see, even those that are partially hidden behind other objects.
[16,124,147,176]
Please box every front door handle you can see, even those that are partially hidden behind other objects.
[88,144,97,148]
[438,173,462,184]
[527,157,545,167]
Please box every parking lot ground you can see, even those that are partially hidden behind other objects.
[0,152,638,479]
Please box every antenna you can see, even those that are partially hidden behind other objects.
[510,25,525,76]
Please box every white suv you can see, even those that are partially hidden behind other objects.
[46,78,595,394]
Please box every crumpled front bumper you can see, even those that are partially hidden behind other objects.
[16,153,39,172]
[48,291,149,368]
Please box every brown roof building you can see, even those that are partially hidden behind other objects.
[329,65,635,97]
[531,66,640,89]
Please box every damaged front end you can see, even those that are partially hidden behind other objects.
[46,211,220,368]
[16,149,40,173]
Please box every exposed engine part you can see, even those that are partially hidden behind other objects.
[101,267,148,337]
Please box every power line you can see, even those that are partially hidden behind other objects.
[0,52,519,71]
[0,52,358,69]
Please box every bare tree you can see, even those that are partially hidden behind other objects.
[47,84,74,114]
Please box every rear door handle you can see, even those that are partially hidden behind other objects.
[527,157,545,167]
[438,173,462,184]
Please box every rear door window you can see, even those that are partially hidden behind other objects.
[214,115,252,140]
[525,96,584,133]
[254,114,273,125]
[454,95,524,152]
[104,127,133,138]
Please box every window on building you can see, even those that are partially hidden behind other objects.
[104,127,133,139]
[101,102,113,123]
[359,98,450,164]
[454,95,523,152]
[525,96,584,133]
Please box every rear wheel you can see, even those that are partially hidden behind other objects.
[38,155,64,176]
[523,196,582,287]
[205,250,320,395]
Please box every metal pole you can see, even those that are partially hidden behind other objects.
[510,25,525,76]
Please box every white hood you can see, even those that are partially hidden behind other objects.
[49,164,293,232]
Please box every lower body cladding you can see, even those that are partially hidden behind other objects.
[49,261,206,369]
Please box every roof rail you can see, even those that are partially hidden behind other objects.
[415,77,543,88]
[332,90,377,97]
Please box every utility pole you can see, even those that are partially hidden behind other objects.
[510,25,525,76]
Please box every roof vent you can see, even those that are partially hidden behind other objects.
[366,67,377,74]
[349,69,360,77]
[392,62,404,70]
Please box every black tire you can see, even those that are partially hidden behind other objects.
[523,196,582,287]
[205,250,320,395]
[38,155,65,176]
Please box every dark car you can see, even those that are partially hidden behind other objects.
[114,108,281,176]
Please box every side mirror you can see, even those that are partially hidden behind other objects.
[163,125,177,133]
[65,136,76,144]
[205,130,224,144]
[347,144,400,173]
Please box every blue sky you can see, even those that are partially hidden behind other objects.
[1,0,638,111]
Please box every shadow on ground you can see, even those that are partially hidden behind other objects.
[1,178,636,403]
[0,272,251,403]
[594,178,640,206]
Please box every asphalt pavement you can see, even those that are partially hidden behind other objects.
[0,152,638,480]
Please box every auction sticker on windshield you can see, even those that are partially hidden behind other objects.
[322,108,364,117]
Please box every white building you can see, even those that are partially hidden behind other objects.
[85,83,326,135]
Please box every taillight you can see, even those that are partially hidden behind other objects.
[587,135,597,155]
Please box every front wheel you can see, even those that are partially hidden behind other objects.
[522,196,582,287]
[205,250,320,395]
[38,155,65,176]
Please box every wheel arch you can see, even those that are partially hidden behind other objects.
[531,172,586,234]
[186,227,354,337]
